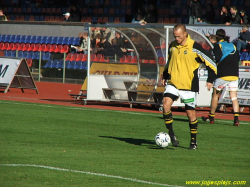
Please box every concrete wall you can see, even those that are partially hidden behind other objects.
[0,22,86,37]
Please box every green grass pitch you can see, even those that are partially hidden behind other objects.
[0,100,249,187]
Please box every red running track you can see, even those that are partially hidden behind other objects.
[0,82,249,122]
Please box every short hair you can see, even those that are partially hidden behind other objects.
[209,35,218,42]
[173,24,186,32]
[230,6,237,11]
[242,25,249,30]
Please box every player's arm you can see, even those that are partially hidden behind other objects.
[193,42,217,84]
[212,44,222,63]
[162,44,172,85]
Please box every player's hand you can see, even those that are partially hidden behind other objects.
[162,79,166,86]
[206,82,213,91]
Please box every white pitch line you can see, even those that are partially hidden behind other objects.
[0,100,249,124]
[0,164,184,187]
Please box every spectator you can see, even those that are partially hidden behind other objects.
[0,9,8,21]
[236,26,250,52]
[131,13,144,23]
[143,4,158,23]
[101,28,115,45]
[226,6,241,25]
[114,32,125,48]
[131,6,145,23]
[91,33,105,54]
[70,32,86,53]
[63,12,73,22]
[69,5,82,22]
[220,6,231,24]
[203,4,215,24]
[101,38,124,61]
[189,0,202,24]
[240,10,249,24]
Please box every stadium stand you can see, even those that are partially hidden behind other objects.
[1,0,249,24]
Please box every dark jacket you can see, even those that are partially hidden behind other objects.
[230,11,241,24]
[212,41,239,80]
[241,15,249,24]
[239,30,250,42]
[189,0,202,19]
[221,12,231,24]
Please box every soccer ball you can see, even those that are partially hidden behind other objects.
[155,132,171,148]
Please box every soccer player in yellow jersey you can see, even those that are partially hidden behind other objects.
[162,24,217,150]
[202,29,240,126]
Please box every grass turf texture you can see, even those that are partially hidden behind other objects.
[0,100,249,187]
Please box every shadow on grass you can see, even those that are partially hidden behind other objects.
[99,136,184,150]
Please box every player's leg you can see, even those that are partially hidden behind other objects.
[180,90,198,150]
[186,109,198,150]
[202,78,225,123]
[228,80,240,126]
[202,88,220,123]
[163,85,179,147]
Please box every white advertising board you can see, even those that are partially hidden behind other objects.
[0,58,21,85]
[187,25,241,42]
[0,57,38,94]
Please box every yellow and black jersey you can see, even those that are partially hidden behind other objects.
[163,35,217,92]
[212,40,239,81]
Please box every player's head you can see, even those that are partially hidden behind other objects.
[209,35,218,44]
[216,29,230,42]
[173,24,188,45]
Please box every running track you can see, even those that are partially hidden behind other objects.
[0,82,249,122]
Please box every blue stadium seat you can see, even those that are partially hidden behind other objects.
[41,36,48,43]
[64,60,71,69]
[69,60,77,69]
[34,15,40,21]
[25,35,32,43]
[92,17,97,23]
[41,52,51,60]
[27,51,34,59]
[73,37,80,45]
[62,37,69,45]
[51,36,59,44]
[39,15,45,21]
[46,36,53,44]
[11,50,17,57]
[57,37,64,45]
[32,51,40,59]
[4,35,11,43]
[22,51,29,58]
[4,50,12,57]
[35,36,42,44]
[24,15,30,21]
[43,59,54,68]
[30,35,37,43]
[104,8,109,14]
[0,34,6,42]
[14,35,21,43]
[240,51,248,61]
[9,35,16,43]
[108,17,114,23]
[218,0,225,6]
[52,60,63,68]
[18,51,23,57]
[120,17,125,23]
[68,37,75,45]
[20,35,26,43]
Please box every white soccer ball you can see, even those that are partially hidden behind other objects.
[155,132,171,148]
